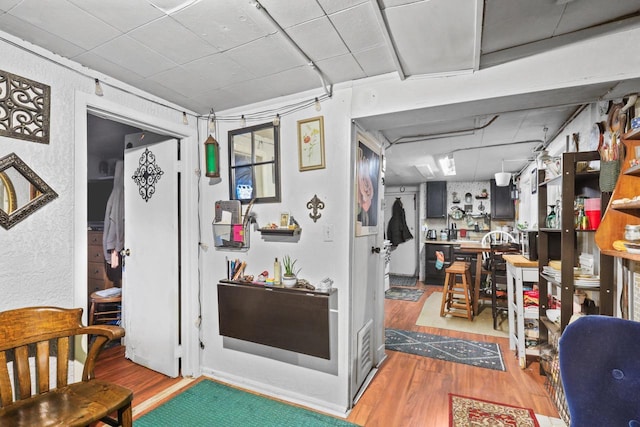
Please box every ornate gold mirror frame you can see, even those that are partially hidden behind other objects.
[0,153,58,229]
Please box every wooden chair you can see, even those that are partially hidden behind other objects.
[0,306,133,427]
[488,242,521,329]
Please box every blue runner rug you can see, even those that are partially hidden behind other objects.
[385,328,505,371]
[135,379,359,427]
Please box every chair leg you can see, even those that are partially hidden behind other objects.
[119,402,132,427]
[440,272,451,317]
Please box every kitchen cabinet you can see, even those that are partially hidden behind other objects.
[595,128,640,260]
[426,181,446,218]
[490,178,515,219]
[424,242,453,284]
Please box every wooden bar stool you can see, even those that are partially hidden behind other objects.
[440,261,473,320]
[89,289,122,326]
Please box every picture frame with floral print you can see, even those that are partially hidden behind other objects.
[297,116,325,171]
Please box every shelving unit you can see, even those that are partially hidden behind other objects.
[596,128,640,260]
[537,150,614,425]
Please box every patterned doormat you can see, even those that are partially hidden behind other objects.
[389,274,418,287]
[385,287,424,301]
[449,394,540,427]
[385,328,505,371]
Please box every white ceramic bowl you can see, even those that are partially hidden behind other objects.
[546,309,561,323]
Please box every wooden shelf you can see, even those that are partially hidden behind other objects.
[258,227,301,236]
[600,249,640,261]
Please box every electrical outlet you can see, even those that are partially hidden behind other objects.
[323,224,334,242]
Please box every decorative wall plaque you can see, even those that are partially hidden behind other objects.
[0,70,51,144]
[132,148,164,202]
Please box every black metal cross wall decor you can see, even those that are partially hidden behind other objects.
[131,148,164,202]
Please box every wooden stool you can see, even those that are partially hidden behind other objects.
[440,261,473,320]
[89,289,122,326]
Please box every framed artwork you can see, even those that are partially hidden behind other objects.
[355,132,381,236]
[530,168,538,194]
[280,212,290,227]
[297,116,325,171]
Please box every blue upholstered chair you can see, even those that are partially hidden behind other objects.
[559,315,640,427]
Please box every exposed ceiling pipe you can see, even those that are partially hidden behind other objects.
[541,104,588,150]
[369,0,406,80]
[389,115,499,145]
[252,1,333,98]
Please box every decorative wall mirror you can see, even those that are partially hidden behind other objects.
[0,153,58,229]
[228,122,280,203]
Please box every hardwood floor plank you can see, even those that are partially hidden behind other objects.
[94,280,560,426]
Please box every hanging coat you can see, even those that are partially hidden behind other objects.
[387,198,413,246]
[102,160,124,284]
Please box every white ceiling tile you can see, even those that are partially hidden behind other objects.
[329,3,385,52]
[287,16,349,62]
[353,45,396,77]
[317,0,368,15]
[172,1,272,51]
[89,35,177,78]
[133,78,196,108]
[128,16,219,64]
[73,51,146,85]
[0,14,86,58]
[190,87,239,112]
[258,0,324,28]
[316,54,365,82]
[148,67,210,98]
[384,0,477,75]
[225,33,305,76]
[68,0,165,32]
[0,0,21,12]
[8,0,121,50]
[182,53,254,90]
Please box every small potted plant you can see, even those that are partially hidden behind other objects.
[282,255,300,288]
[480,188,488,197]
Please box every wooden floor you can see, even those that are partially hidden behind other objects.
[95,281,559,426]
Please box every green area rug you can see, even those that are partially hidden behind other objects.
[135,379,359,427]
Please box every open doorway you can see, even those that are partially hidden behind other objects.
[86,113,181,377]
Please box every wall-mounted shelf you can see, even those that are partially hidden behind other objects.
[258,227,301,236]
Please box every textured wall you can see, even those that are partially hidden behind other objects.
[0,34,195,311]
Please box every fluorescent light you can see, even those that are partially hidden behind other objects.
[439,154,456,176]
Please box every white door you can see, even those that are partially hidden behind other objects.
[123,139,180,377]
[384,192,417,276]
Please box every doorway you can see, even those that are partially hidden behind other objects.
[384,190,418,277]
[73,92,200,379]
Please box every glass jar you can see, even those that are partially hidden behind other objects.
[624,225,640,242]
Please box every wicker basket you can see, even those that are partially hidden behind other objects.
[599,160,620,192]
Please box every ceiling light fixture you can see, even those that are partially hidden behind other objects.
[272,114,280,126]
[314,97,321,112]
[439,154,456,176]
[240,115,246,128]
[182,112,189,125]
[495,159,511,187]
[94,78,103,96]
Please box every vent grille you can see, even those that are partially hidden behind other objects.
[356,319,373,386]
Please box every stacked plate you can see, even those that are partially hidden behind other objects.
[624,242,640,254]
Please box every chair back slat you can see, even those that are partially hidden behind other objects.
[0,352,13,407]
[14,345,31,400]
[56,337,70,388]
[36,340,50,393]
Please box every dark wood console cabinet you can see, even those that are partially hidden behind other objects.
[217,281,334,359]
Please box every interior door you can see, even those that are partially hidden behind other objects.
[384,192,417,276]
[123,139,180,377]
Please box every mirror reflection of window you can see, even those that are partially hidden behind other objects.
[229,122,280,203]
[0,167,37,215]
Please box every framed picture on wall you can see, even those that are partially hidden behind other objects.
[297,116,325,171]
[355,132,381,236]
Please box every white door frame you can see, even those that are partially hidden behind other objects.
[73,91,200,378]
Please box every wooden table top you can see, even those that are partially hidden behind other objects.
[502,254,538,268]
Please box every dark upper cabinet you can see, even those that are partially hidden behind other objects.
[490,178,515,219]
[426,181,447,218]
